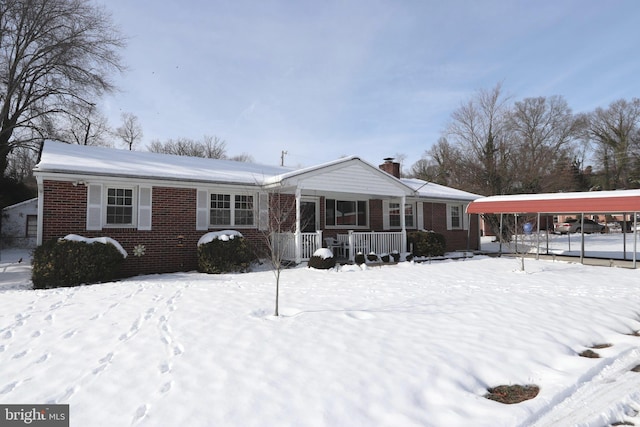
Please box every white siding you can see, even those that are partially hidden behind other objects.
[293,163,408,197]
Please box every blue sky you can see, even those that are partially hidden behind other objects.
[101,0,640,170]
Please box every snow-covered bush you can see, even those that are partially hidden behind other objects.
[32,235,126,289]
[354,252,366,265]
[366,252,379,262]
[407,231,446,257]
[308,248,336,270]
[197,230,254,274]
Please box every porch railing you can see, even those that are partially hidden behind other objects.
[272,231,323,263]
[338,231,405,261]
[273,230,405,263]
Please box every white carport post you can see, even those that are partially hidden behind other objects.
[294,187,302,264]
[580,214,585,265]
[401,195,407,254]
[634,213,638,269]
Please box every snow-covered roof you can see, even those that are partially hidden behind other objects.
[467,189,640,214]
[402,178,482,202]
[34,141,483,203]
[34,141,293,185]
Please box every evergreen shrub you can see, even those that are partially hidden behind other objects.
[32,238,125,289]
[198,236,254,273]
[408,231,446,257]
[308,254,336,270]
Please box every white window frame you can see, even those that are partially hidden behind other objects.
[386,201,415,229]
[208,192,257,228]
[446,203,467,230]
[87,184,152,231]
[104,186,137,228]
[325,198,369,229]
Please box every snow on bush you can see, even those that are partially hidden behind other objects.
[313,248,334,260]
[62,234,128,258]
[308,248,336,270]
[198,230,244,246]
[197,231,253,274]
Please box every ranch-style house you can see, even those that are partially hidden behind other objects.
[33,141,481,276]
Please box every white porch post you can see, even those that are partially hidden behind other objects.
[295,188,302,264]
[400,195,407,253]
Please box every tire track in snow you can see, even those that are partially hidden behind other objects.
[524,347,640,427]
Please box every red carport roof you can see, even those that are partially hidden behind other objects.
[466,189,640,214]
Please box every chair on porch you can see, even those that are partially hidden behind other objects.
[324,237,345,258]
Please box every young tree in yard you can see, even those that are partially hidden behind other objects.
[261,190,297,317]
[0,0,126,176]
[115,112,143,151]
[258,188,313,317]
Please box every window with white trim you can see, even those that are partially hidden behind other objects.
[209,193,255,227]
[106,188,134,226]
[389,202,415,228]
[325,199,367,227]
[447,203,466,230]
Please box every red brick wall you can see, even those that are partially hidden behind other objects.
[420,202,480,251]
[41,181,271,277]
[41,180,480,276]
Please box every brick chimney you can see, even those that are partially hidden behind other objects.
[379,157,400,178]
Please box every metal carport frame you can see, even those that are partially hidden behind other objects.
[466,189,640,268]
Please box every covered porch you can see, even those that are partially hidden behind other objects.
[263,156,415,264]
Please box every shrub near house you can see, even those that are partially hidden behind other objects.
[32,236,126,289]
[197,231,255,274]
[408,231,447,257]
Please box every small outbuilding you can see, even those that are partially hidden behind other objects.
[1,198,38,248]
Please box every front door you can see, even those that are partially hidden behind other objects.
[300,199,318,233]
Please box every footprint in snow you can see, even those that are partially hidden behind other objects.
[131,404,148,425]
[160,381,172,394]
[12,349,29,359]
[0,381,18,395]
[62,329,77,339]
[35,353,50,364]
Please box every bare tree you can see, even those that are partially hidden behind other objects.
[508,96,585,193]
[0,0,126,176]
[115,112,143,151]
[56,103,112,146]
[147,135,247,160]
[201,135,227,159]
[446,82,513,196]
[262,191,296,316]
[588,98,640,189]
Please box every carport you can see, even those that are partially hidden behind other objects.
[466,189,640,268]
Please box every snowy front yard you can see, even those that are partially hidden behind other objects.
[1,246,640,426]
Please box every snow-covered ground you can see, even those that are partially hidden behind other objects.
[1,238,640,427]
